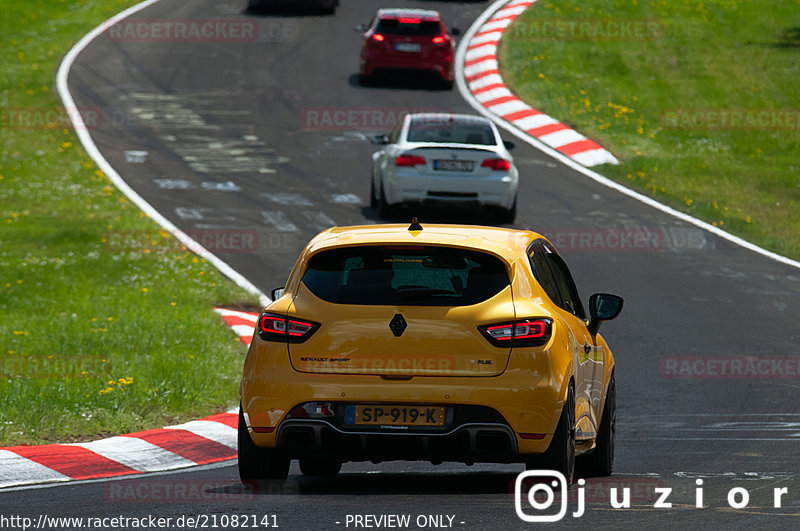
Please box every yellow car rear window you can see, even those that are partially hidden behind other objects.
[302,245,508,306]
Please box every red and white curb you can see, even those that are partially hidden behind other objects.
[213,307,258,345]
[0,310,258,490]
[462,0,618,167]
[0,411,238,489]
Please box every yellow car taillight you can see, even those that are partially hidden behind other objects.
[258,312,320,343]
[478,318,552,347]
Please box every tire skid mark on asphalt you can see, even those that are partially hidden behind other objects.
[261,192,315,206]
[306,211,338,231]
[122,92,289,174]
[171,201,351,239]
[260,210,299,232]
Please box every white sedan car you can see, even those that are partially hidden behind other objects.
[370,113,519,223]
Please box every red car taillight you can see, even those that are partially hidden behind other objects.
[478,318,552,347]
[258,312,320,343]
[432,35,447,45]
[395,154,427,167]
[481,158,512,171]
[371,33,385,42]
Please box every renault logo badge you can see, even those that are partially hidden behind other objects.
[389,314,407,337]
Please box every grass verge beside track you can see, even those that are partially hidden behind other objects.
[0,0,259,445]
[499,0,800,259]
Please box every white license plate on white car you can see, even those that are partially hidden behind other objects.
[434,160,474,172]
[395,43,421,52]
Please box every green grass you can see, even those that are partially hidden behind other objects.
[0,0,259,445]
[499,0,800,259]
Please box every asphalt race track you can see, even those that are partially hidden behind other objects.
[3,0,799,528]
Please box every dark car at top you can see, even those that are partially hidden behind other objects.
[247,0,338,15]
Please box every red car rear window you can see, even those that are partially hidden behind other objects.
[376,18,442,36]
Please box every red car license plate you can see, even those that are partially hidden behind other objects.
[395,43,421,53]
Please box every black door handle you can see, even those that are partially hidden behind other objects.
[584,343,592,354]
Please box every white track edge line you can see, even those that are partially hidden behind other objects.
[456,0,800,271]
[56,0,271,306]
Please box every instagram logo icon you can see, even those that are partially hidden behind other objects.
[515,470,574,522]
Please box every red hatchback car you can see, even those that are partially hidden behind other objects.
[359,9,456,89]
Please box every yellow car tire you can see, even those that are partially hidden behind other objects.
[527,384,575,484]
[577,374,616,478]
[238,406,289,484]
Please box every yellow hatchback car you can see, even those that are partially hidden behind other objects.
[239,220,622,483]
